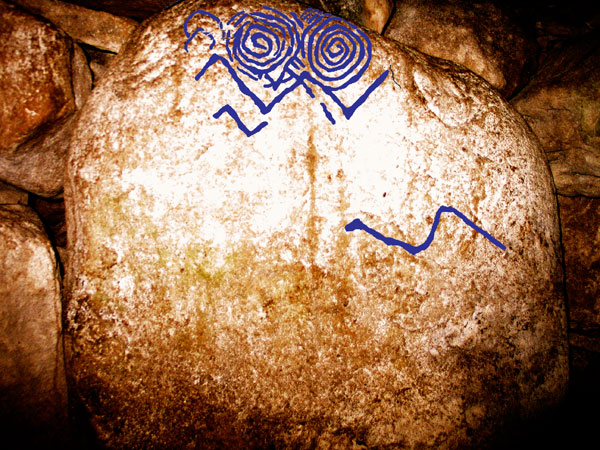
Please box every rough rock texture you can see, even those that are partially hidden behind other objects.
[10,0,138,52]
[64,0,394,30]
[0,180,28,205]
[72,42,93,108]
[65,0,568,448]
[511,34,600,196]
[384,0,538,98]
[0,0,75,153]
[0,1,91,197]
[0,204,70,448]
[62,0,174,20]
[558,196,600,333]
[304,0,394,33]
[557,195,600,437]
[0,113,78,197]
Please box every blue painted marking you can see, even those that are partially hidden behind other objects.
[345,206,506,254]
[183,6,388,136]
[213,105,268,137]
[320,103,335,124]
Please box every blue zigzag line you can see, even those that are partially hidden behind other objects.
[194,54,389,128]
[213,105,268,137]
[345,205,506,255]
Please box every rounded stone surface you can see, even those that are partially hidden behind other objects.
[65,0,568,448]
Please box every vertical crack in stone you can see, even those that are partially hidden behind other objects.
[306,130,319,265]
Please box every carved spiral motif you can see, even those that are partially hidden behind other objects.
[301,10,371,90]
[227,8,300,79]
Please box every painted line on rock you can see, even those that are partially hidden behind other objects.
[345,206,506,254]
[183,6,389,136]
[213,105,268,136]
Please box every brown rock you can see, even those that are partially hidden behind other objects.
[511,34,600,196]
[0,204,70,448]
[557,195,600,333]
[72,43,92,108]
[304,0,395,33]
[384,0,538,98]
[0,0,75,153]
[9,0,138,52]
[0,113,78,197]
[0,180,28,204]
[65,1,567,448]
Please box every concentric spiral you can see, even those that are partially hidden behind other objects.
[301,11,371,90]
[226,7,300,80]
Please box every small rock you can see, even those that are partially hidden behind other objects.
[511,34,600,196]
[0,180,28,205]
[9,0,138,52]
[0,0,75,153]
[0,113,78,197]
[384,0,538,98]
[0,204,70,448]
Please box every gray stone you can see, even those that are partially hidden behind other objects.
[0,204,70,448]
[384,0,538,98]
[64,1,568,448]
[511,34,600,196]
[9,0,138,52]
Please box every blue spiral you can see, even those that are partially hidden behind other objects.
[301,9,371,90]
[226,7,300,80]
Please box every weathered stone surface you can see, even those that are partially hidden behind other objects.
[0,204,70,448]
[384,0,538,98]
[511,34,600,196]
[0,180,28,204]
[60,0,173,21]
[0,0,75,153]
[557,195,600,333]
[0,113,77,197]
[65,0,567,448]
[72,43,93,108]
[10,0,138,52]
[304,0,394,33]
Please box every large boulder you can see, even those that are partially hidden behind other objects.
[0,204,70,448]
[64,0,568,448]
